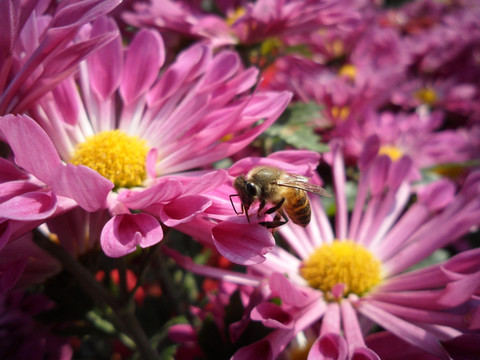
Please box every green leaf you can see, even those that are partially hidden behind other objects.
[263,102,329,153]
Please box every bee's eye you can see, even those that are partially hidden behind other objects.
[246,182,257,196]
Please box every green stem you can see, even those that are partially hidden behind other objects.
[33,231,160,360]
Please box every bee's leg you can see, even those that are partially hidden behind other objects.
[264,198,285,215]
[259,209,288,229]
[260,199,288,229]
[257,198,267,216]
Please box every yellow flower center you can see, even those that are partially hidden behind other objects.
[414,87,437,106]
[300,240,382,301]
[70,130,149,189]
[378,145,403,162]
[338,64,356,81]
[331,105,350,120]
[226,7,246,26]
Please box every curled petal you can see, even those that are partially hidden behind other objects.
[101,213,163,257]
[0,190,56,220]
[232,340,273,360]
[160,195,212,227]
[251,302,293,329]
[117,178,183,208]
[308,333,348,360]
[212,221,274,265]
[351,347,381,360]
[269,272,312,307]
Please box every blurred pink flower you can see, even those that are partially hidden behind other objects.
[335,112,475,176]
[122,0,360,47]
[0,0,121,115]
[0,21,291,258]
[166,142,480,359]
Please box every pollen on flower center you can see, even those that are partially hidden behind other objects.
[70,130,149,189]
[378,144,403,162]
[414,87,437,106]
[300,240,382,300]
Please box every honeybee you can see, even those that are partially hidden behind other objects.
[230,166,331,228]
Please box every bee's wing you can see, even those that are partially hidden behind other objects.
[276,173,332,197]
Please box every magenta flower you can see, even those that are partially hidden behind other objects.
[336,112,475,177]
[0,0,121,115]
[0,21,291,258]
[166,142,480,359]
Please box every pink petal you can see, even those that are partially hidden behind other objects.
[251,302,293,329]
[366,331,440,360]
[358,135,380,171]
[229,150,320,178]
[49,77,80,126]
[180,169,229,196]
[368,156,390,197]
[160,195,212,227]
[0,114,61,184]
[351,347,381,360]
[86,16,122,100]
[269,272,312,307]
[0,181,41,202]
[52,0,122,28]
[120,29,165,105]
[308,333,348,360]
[117,178,183,209]
[358,302,452,360]
[168,323,196,343]
[100,213,163,257]
[148,44,211,106]
[51,164,113,212]
[0,158,29,182]
[388,156,412,189]
[212,221,274,265]
[0,259,28,293]
[232,340,273,360]
[417,179,455,211]
[0,190,57,220]
[197,51,240,93]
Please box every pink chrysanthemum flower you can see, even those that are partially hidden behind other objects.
[122,0,359,47]
[0,19,291,258]
[0,0,121,115]
[167,143,480,359]
[337,112,475,177]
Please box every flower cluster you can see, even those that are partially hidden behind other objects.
[0,0,478,359]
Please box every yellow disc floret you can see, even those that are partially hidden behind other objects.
[70,130,149,189]
[414,87,437,106]
[300,240,382,301]
[338,64,356,81]
[378,144,403,162]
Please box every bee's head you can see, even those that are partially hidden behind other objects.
[233,175,258,211]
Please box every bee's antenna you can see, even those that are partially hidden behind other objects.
[229,194,241,214]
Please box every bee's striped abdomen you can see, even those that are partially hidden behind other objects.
[284,188,311,226]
